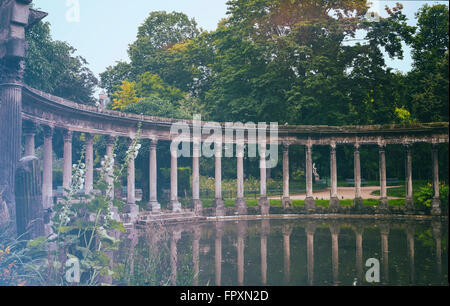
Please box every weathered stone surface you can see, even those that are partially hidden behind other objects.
[15,155,44,239]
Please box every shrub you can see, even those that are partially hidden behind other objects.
[416,182,449,212]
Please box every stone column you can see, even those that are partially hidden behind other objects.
[192,141,202,215]
[23,121,36,156]
[84,133,94,195]
[431,144,441,215]
[404,144,414,212]
[15,156,45,240]
[235,144,247,215]
[282,224,293,284]
[379,223,390,285]
[378,144,388,210]
[124,139,139,221]
[355,225,364,283]
[42,126,54,210]
[306,222,316,286]
[147,139,161,213]
[170,144,182,212]
[62,130,73,192]
[258,145,270,215]
[237,220,247,285]
[193,226,201,286]
[282,144,292,209]
[305,144,315,210]
[105,136,115,200]
[405,224,415,285]
[329,143,340,210]
[330,222,340,285]
[214,143,225,216]
[215,222,224,286]
[170,229,181,286]
[354,144,363,209]
[260,220,270,285]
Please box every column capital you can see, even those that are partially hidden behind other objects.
[329,222,341,236]
[379,223,390,236]
[305,222,317,235]
[149,138,158,148]
[282,142,290,152]
[282,224,293,236]
[354,142,361,151]
[23,120,36,135]
[85,133,94,144]
[106,135,116,146]
[42,125,54,138]
[378,142,386,151]
[63,130,73,142]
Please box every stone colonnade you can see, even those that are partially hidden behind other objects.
[22,121,444,217]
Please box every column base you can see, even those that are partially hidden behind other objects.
[258,196,270,215]
[236,198,247,215]
[214,199,225,217]
[378,197,389,211]
[329,197,340,210]
[124,203,139,223]
[147,201,161,214]
[170,200,182,213]
[404,197,415,214]
[305,197,316,211]
[193,199,203,215]
[110,206,121,222]
[282,197,293,209]
[431,197,441,216]
[354,197,364,210]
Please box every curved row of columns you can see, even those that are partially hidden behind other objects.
[162,220,444,286]
[23,121,443,217]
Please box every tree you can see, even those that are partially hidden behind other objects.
[25,21,98,105]
[111,80,139,110]
[408,4,449,122]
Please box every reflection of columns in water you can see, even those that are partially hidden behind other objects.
[405,224,415,285]
[354,225,364,282]
[432,221,442,285]
[282,224,293,284]
[305,222,316,286]
[170,229,182,286]
[215,222,224,286]
[237,221,247,285]
[329,222,340,285]
[260,220,270,285]
[379,223,390,285]
[193,226,201,286]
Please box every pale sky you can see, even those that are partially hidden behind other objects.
[32,0,448,85]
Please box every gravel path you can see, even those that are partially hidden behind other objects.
[269,186,403,200]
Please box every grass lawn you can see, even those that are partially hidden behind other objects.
[200,198,405,208]
[370,181,429,198]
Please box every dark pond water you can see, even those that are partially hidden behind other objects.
[115,218,448,286]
